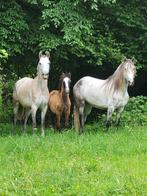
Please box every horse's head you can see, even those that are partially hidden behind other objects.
[60,72,71,94]
[122,58,136,86]
[37,51,50,80]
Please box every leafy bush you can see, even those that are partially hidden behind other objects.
[0,78,3,116]
[0,49,15,122]
[0,49,8,121]
[0,78,15,123]
[121,96,147,126]
[97,96,147,127]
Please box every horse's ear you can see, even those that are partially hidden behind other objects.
[39,51,43,59]
[132,57,136,63]
[122,56,127,62]
[45,51,50,58]
[61,72,65,77]
[68,72,71,78]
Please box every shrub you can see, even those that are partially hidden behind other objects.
[97,96,147,126]
[0,78,15,123]
[121,96,147,126]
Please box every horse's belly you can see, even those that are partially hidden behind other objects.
[83,88,108,109]
[85,97,108,109]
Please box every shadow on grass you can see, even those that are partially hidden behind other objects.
[0,120,131,137]
[0,122,54,137]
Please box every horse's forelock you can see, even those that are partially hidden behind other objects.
[59,72,71,91]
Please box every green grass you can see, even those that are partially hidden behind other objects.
[0,123,146,195]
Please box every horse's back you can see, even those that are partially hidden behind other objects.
[15,77,33,89]
[73,76,105,96]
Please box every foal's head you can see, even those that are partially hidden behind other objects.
[59,72,71,94]
[37,51,51,80]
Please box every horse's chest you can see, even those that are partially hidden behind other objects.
[112,94,129,108]
[35,92,48,107]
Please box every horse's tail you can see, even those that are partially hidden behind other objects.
[17,105,25,120]
[74,102,80,132]
[13,91,25,121]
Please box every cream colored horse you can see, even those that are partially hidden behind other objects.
[13,51,50,136]
[73,58,136,133]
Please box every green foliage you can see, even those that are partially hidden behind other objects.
[0,79,3,116]
[0,2,29,55]
[0,75,16,122]
[0,49,8,62]
[0,0,146,70]
[98,96,147,126]
[0,49,8,119]
[0,49,15,122]
[122,96,147,126]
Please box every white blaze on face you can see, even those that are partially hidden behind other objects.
[125,62,135,85]
[39,56,50,75]
[63,77,70,93]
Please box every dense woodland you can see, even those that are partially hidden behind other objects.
[0,0,147,121]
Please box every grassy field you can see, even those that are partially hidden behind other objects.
[0,123,146,195]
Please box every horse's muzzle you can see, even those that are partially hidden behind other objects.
[43,74,49,80]
[128,80,134,86]
[66,90,70,95]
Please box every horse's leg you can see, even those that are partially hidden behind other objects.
[65,106,71,128]
[84,103,92,123]
[116,107,124,127]
[106,106,115,130]
[24,108,31,133]
[65,111,70,128]
[79,100,85,134]
[56,113,61,131]
[13,101,19,134]
[41,105,48,137]
[31,105,37,134]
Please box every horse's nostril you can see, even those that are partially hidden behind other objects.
[42,74,48,79]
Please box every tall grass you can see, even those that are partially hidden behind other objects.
[0,123,146,195]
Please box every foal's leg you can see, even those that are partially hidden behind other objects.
[31,105,37,134]
[65,106,71,128]
[41,105,48,137]
[106,106,115,129]
[24,108,31,133]
[56,113,61,131]
[116,107,124,127]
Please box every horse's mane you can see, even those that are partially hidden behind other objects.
[105,59,133,92]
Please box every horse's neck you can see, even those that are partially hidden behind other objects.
[35,76,48,91]
[108,71,128,96]
[60,87,69,103]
